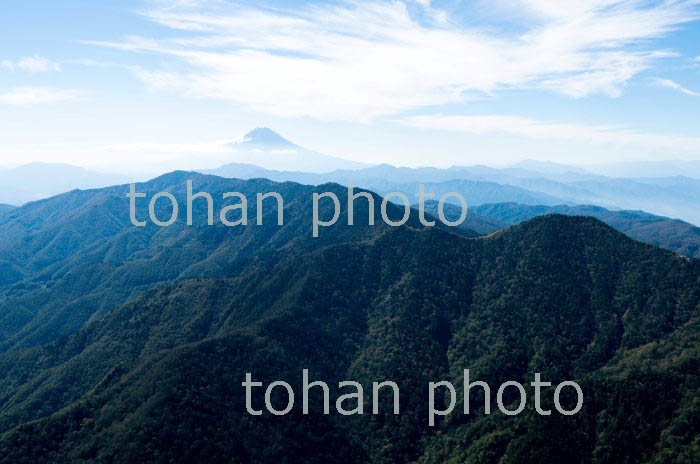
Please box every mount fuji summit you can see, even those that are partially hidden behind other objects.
[221,128,368,173]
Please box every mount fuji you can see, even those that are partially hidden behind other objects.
[220,127,369,173]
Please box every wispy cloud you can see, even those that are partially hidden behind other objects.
[0,139,237,173]
[0,87,83,105]
[0,56,60,72]
[653,77,700,96]
[87,0,700,121]
[402,114,700,152]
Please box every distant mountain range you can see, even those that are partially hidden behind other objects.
[584,159,700,178]
[512,158,700,180]
[4,129,700,226]
[0,129,365,206]
[205,157,700,225]
[0,163,134,206]
[425,201,700,258]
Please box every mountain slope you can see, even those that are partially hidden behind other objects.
[420,200,507,235]
[0,215,698,463]
[0,205,15,216]
[0,171,476,354]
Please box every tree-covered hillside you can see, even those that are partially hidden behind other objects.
[0,172,472,354]
[0,215,697,463]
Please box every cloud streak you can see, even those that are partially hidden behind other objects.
[0,87,83,105]
[402,114,700,153]
[88,0,700,121]
[1,56,60,72]
[653,77,700,96]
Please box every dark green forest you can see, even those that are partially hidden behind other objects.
[0,173,697,463]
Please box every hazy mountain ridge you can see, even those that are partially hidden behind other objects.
[0,163,135,207]
[5,129,700,225]
[584,160,700,178]
[425,201,700,258]
[205,162,571,206]
[205,150,700,224]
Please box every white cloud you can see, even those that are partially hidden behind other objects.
[99,140,231,155]
[653,78,700,96]
[87,0,700,122]
[1,56,60,72]
[402,114,700,152]
[0,87,83,105]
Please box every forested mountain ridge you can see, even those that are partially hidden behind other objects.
[0,215,697,463]
[0,171,476,355]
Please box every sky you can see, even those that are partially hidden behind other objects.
[1,0,699,172]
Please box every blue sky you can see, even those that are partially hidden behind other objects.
[1,0,699,172]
